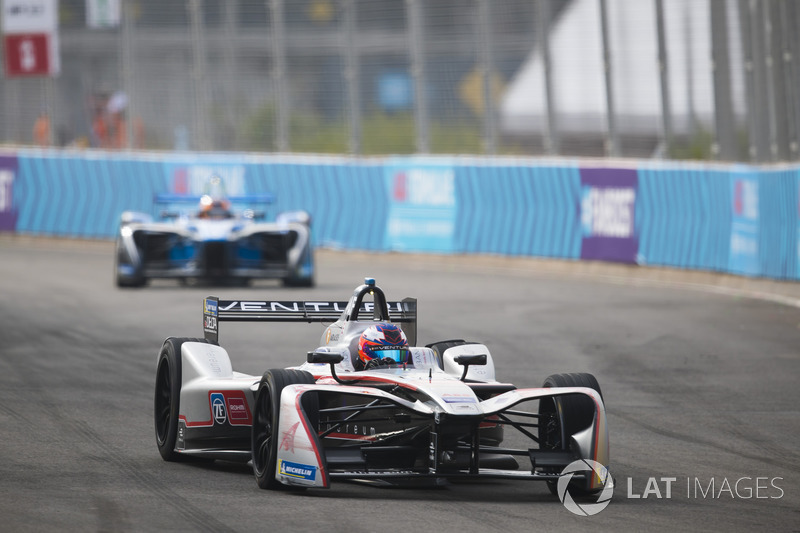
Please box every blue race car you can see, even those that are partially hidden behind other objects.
[115,176,314,288]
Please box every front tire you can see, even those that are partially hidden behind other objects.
[252,369,316,489]
[116,273,146,288]
[115,239,146,288]
[538,373,604,494]
[283,245,315,287]
[282,273,314,288]
[154,337,207,461]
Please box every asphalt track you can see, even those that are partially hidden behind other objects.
[1,236,799,533]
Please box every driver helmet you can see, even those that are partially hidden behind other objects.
[358,323,409,366]
[198,194,231,219]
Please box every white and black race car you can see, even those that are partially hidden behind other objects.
[154,278,610,495]
[116,176,313,288]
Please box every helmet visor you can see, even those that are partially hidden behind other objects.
[372,346,409,363]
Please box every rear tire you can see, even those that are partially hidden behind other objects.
[282,274,314,288]
[538,373,603,494]
[252,369,316,489]
[116,275,146,288]
[154,337,207,461]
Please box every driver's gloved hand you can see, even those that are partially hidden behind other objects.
[365,357,395,370]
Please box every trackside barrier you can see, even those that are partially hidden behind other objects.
[1,150,798,281]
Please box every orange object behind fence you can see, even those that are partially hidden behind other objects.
[33,113,51,146]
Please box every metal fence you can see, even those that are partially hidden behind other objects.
[1,0,798,162]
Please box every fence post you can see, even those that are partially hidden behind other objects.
[710,0,736,160]
[41,78,56,146]
[767,0,790,161]
[783,0,800,160]
[599,0,618,157]
[222,1,240,150]
[343,0,361,155]
[655,0,672,158]
[407,0,429,154]
[269,0,289,152]
[750,0,770,162]
[760,0,779,161]
[119,0,135,149]
[739,0,756,161]
[539,0,559,156]
[188,0,211,151]
[478,0,497,155]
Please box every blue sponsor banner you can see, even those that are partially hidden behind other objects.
[384,158,456,253]
[0,155,18,232]
[6,148,800,281]
[579,168,639,263]
[728,172,759,276]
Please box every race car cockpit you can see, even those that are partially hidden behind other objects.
[196,195,233,220]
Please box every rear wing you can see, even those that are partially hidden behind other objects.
[203,297,417,346]
[155,193,274,204]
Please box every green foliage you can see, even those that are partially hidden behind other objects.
[242,105,276,152]
[241,105,488,155]
[361,113,416,154]
[290,113,349,154]
[430,120,484,154]
[668,126,755,162]
[668,128,714,161]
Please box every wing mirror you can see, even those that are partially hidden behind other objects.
[306,351,348,385]
[307,350,347,384]
[453,354,487,381]
[307,350,344,365]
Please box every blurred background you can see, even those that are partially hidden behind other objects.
[1,0,799,162]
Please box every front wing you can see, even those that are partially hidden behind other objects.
[117,221,312,281]
[273,384,609,489]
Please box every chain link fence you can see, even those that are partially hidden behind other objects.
[1,0,798,162]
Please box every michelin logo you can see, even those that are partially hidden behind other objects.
[279,460,316,481]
